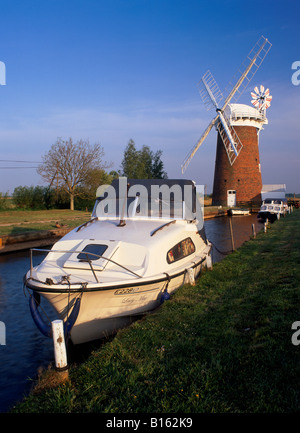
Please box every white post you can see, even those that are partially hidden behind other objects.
[252,224,256,238]
[186,267,195,286]
[52,320,68,372]
[206,254,213,270]
[0,321,6,345]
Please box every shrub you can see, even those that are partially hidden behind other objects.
[12,185,57,209]
[0,192,9,210]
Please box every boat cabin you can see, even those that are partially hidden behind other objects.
[258,197,288,221]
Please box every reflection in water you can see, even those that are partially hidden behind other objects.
[205,213,263,263]
[0,214,263,412]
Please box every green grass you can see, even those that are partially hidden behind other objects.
[12,210,300,413]
[0,209,90,236]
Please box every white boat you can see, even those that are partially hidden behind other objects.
[24,179,212,345]
[227,208,251,216]
[257,198,288,222]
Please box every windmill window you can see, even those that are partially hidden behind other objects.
[167,237,195,264]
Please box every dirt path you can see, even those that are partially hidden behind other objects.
[0,216,84,227]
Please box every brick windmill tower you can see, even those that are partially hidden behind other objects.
[181,36,272,206]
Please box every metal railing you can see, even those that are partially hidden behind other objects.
[230,110,265,122]
[29,248,142,284]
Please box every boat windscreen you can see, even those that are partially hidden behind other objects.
[91,178,204,223]
[77,244,108,261]
[92,197,189,219]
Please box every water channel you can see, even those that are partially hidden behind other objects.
[0,214,263,412]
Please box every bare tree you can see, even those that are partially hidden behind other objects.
[38,137,110,210]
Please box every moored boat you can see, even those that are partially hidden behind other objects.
[227,208,250,216]
[257,197,288,222]
[24,178,212,344]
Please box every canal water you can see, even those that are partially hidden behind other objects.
[0,214,263,412]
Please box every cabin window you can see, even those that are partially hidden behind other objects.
[77,244,108,261]
[167,237,195,264]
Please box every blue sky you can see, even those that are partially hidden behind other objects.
[0,0,299,194]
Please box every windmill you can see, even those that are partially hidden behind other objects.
[181,35,272,174]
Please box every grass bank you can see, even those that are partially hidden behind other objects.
[13,210,300,413]
[0,210,90,236]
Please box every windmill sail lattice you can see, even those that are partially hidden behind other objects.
[215,113,243,165]
[181,35,272,174]
[225,37,272,104]
[199,70,243,165]
[198,70,224,111]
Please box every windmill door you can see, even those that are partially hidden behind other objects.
[227,190,236,207]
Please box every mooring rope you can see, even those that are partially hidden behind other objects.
[210,240,232,255]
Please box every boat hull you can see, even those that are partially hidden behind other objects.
[257,211,280,222]
[26,257,207,344]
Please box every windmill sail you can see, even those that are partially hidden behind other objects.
[200,70,242,163]
[181,35,272,174]
[198,70,224,111]
[224,36,272,104]
[215,112,243,165]
[181,118,217,174]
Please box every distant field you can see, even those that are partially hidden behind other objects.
[0,209,90,236]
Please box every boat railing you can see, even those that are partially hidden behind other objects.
[29,248,142,283]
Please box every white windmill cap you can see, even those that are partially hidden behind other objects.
[226,103,268,129]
